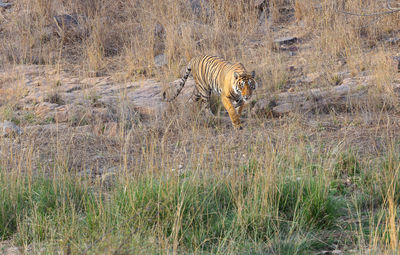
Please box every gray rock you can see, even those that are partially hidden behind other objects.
[255,0,267,8]
[77,169,95,177]
[2,65,198,127]
[1,121,23,137]
[0,1,12,9]
[302,72,321,84]
[188,0,213,21]
[65,84,82,93]
[274,36,297,46]
[52,14,88,40]
[255,0,270,24]
[336,71,352,79]
[385,37,400,45]
[54,14,80,28]
[34,102,59,118]
[251,77,371,116]
[153,22,166,66]
[154,54,167,67]
[101,171,117,188]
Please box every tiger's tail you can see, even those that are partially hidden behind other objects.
[162,63,192,102]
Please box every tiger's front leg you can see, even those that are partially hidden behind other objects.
[221,96,242,130]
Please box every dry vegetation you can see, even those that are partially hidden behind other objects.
[1,0,400,254]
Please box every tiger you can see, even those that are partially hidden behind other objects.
[163,55,257,130]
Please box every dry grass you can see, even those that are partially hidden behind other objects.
[1,0,400,254]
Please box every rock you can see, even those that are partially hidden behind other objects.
[47,14,88,41]
[3,247,20,255]
[127,82,164,115]
[54,14,79,27]
[100,170,117,188]
[35,102,58,118]
[131,78,195,116]
[79,166,118,179]
[69,107,110,126]
[23,123,69,134]
[93,121,119,136]
[0,1,12,9]
[0,241,22,255]
[255,0,270,24]
[188,0,213,21]
[303,72,321,84]
[335,71,352,79]
[153,22,166,66]
[171,164,187,176]
[54,107,69,123]
[255,0,267,8]
[77,169,95,177]
[384,37,400,45]
[252,77,372,116]
[20,92,45,106]
[1,121,23,137]
[103,122,119,136]
[154,54,167,67]
[316,250,344,255]
[274,36,297,46]
[279,45,298,52]
[65,84,82,93]
[1,65,198,125]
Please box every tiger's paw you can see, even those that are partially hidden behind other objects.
[233,124,243,130]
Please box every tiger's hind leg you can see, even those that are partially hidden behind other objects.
[192,86,215,118]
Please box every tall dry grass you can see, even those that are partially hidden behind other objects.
[1,0,398,90]
[1,110,400,253]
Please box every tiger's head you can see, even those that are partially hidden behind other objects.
[233,71,257,102]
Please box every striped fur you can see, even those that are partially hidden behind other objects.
[163,55,257,129]
[162,65,192,102]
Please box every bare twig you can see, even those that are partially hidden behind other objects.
[337,0,400,16]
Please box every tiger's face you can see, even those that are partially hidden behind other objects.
[233,71,257,102]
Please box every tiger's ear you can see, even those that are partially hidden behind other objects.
[234,72,239,80]
[250,70,255,78]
